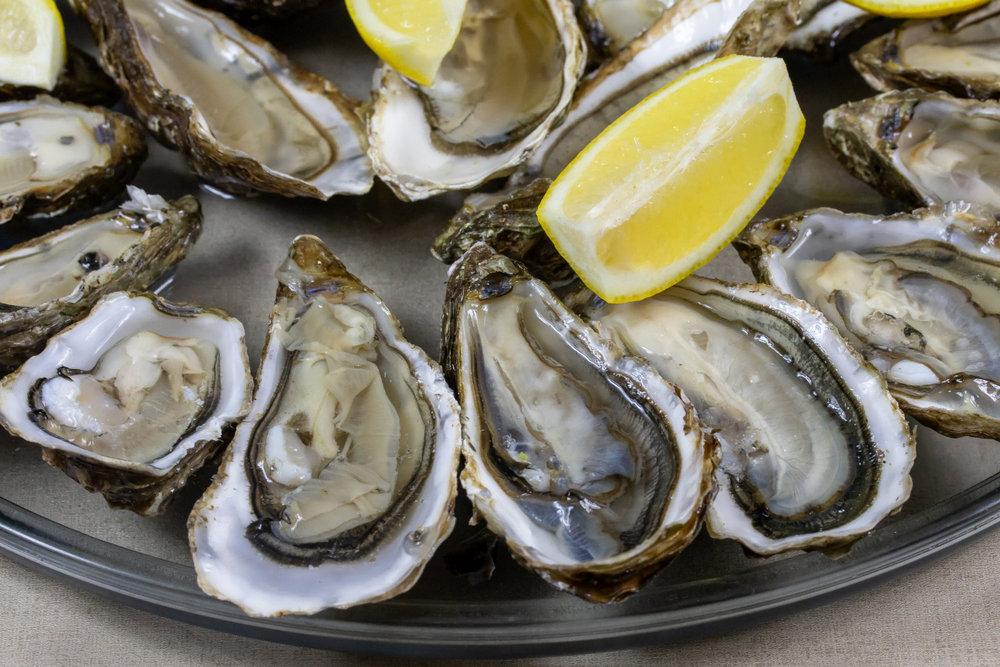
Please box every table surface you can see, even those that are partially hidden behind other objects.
[4,528,1000,666]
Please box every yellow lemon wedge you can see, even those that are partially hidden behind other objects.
[840,0,990,18]
[536,55,804,304]
[346,0,466,87]
[0,0,65,90]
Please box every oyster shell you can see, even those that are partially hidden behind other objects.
[737,202,1000,440]
[365,0,585,201]
[0,187,201,370]
[571,277,915,556]
[0,96,147,223]
[0,291,252,515]
[824,89,1000,212]
[852,1,1000,100]
[189,235,462,616]
[519,0,752,180]
[71,0,372,198]
[441,243,714,601]
[0,45,120,107]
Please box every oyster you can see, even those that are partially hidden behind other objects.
[431,178,575,285]
[0,187,201,370]
[71,0,372,198]
[824,90,1000,212]
[571,277,915,556]
[852,1,1000,100]
[0,96,147,223]
[0,291,252,515]
[189,235,462,616]
[441,243,714,601]
[737,202,1000,440]
[519,0,752,180]
[365,0,585,201]
[0,45,120,107]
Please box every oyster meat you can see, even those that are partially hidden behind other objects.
[0,291,252,515]
[737,202,1000,440]
[366,0,585,200]
[72,0,372,198]
[825,89,1000,212]
[190,235,462,615]
[441,243,714,601]
[0,45,120,107]
[852,1,1000,101]
[572,277,915,555]
[0,96,147,223]
[0,187,201,370]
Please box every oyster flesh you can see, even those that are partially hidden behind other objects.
[825,89,1000,212]
[0,291,252,515]
[441,243,714,601]
[190,235,462,615]
[852,1,1000,101]
[72,0,372,198]
[737,202,1000,440]
[0,96,147,223]
[0,187,201,370]
[366,0,585,200]
[572,277,915,556]
[0,45,120,107]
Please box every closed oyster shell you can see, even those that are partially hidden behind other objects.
[852,1,1000,100]
[442,243,715,602]
[0,188,201,370]
[190,235,462,615]
[0,291,252,515]
[824,89,1000,211]
[0,96,147,224]
[0,45,120,107]
[737,202,1000,440]
[72,0,372,198]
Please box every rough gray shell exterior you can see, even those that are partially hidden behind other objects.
[0,45,120,107]
[0,195,202,370]
[0,97,147,224]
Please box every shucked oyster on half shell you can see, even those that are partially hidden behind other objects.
[0,291,252,515]
[737,202,1000,441]
[0,96,147,224]
[365,0,585,201]
[190,235,462,616]
[0,187,201,370]
[824,89,1000,212]
[569,277,915,556]
[71,0,373,198]
[0,45,120,108]
[441,243,714,601]
[852,1,1000,101]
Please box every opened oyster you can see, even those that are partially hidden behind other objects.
[571,277,914,556]
[0,45,119,107]
[441,243,714,601]
[519,0,752,180]
[852,1,1000,100]
[0,187,201,370]
[72,0,372,198]
[737,202,1000,440]
[190,235,462,616]
[366,0,585,200]
[825,89,1000,212]
[0,96,147,223]
[0,292,252,515]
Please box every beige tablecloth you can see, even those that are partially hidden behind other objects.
[3,528,1000,666]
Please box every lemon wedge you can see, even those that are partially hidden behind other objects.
[536,55,804,304]
[346,0,466,87]
[0,0,65,90]
[840,0,990,18]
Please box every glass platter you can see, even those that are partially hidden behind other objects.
[2,6,1000,659]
